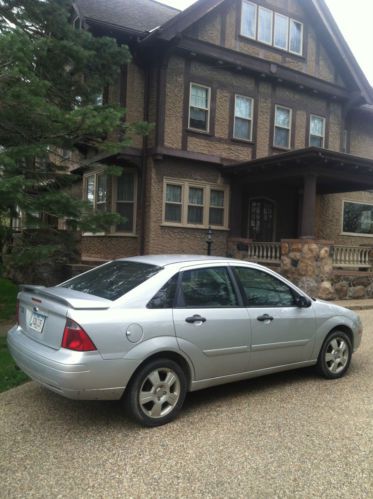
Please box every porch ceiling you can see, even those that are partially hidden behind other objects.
[223,147,373,194]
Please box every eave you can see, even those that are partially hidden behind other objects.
[176,37,350,101]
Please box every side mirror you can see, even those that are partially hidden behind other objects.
[294,294,311,308]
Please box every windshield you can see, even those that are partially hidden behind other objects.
[60,261,161,301]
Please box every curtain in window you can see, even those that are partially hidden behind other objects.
[241,1,256,38]
[191,86,208,108]
[290,20,302,53]
[275,108,290,128]
[274,13,288,49]
[258,7,272,44]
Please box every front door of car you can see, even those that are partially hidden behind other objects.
[173,266,251,381]
[233,266,316,371]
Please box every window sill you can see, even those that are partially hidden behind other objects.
[161,223,229,232]
[238,35,305,60]
[231,137,255,145]
[82,233,138,238]
[272,146,292,153]
[186,128,213,137]
[340,232,373,238]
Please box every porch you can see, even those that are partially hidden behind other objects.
[224,147,373,300]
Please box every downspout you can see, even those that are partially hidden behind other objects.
[140,65,151,255]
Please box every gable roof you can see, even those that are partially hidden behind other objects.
[75,0,180,34]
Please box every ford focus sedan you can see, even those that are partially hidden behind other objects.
[7,255,362,426]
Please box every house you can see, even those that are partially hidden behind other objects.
[72,0,373,298]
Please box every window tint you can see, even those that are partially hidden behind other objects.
[235,267,295,307]
[148,274,178,309]
[61,261,161,301]
[180,267,238,307]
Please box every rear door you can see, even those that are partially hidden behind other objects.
[173,265,251,381]
[233,266,316,370]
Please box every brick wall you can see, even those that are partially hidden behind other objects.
[144,158,230,256]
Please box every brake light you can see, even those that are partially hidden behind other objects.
[16,299,20,325]
[61,319,97,352]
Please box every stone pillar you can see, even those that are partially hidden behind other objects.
[280,239,335,299]
[299,175,317,238]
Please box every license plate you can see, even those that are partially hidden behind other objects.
[29,312,46,333]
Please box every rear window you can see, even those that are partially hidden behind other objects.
[60,261,161,301]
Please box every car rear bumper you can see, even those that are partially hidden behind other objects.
[7,326,137,400]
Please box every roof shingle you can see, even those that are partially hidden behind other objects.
[75,0,180,33]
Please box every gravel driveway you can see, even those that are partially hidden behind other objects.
[1,311,372,498]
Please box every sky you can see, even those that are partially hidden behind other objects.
[157,0,373,86]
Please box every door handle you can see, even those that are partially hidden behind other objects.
[185,315,207,324]
[257,314,274,322]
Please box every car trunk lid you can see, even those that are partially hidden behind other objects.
[17,285,112,350]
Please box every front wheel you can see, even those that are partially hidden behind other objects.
[126,358,187,427]
[317,331,352,379]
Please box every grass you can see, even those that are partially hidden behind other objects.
[0,276,27,392]
[0,337,29,393]
[0,277,18,322]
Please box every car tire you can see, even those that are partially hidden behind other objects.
[126,358,187,427]
[316,330,352,379]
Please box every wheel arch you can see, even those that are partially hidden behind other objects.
[125,351,193,393]
[326,325,354,349]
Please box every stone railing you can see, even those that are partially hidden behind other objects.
[333,245,371,269]
[247,242,281,264]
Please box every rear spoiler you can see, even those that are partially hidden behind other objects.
[19,285,112,310]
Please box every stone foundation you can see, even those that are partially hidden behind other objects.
[331,271,373,300]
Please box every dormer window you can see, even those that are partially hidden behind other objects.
[241,1,303,56]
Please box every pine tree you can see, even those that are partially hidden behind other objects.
[0,0,146,272]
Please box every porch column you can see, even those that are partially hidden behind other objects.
[300,174,317,238]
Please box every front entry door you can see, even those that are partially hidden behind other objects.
[249,198,275,241]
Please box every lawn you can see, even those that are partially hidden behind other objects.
[0,277,28,392]
[0,337,29,392]
[0,277,18,322]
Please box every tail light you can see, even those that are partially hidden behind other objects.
[62,319,97,352]
[16,299,20,325]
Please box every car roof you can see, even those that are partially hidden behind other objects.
[116,254,236,267]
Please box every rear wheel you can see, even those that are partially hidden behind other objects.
[126,358,187,427]
[317,331,352,379]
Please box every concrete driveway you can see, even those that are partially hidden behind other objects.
[1,311,372,498]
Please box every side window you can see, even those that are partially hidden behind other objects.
[147,274,178,309]
[234,267,295,307]
[179,267,238,308]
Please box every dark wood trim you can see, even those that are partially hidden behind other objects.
[150,146,227,166]
[219,0,229,47]
[182,59,192,150]
[156,58,169,148]
[176,37,351,101]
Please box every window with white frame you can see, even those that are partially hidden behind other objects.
[85,172,108,212]
[342,201,373,236]
[309,115,326,148]
[83,170,137,234]
[241,1,303,55]
[114,171,137,233]
[234,95,254,141]
[274,105,292,149]
[163,179,229,228]
[189,83,211,132]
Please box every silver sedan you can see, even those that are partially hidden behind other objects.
[7,255,362,426]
